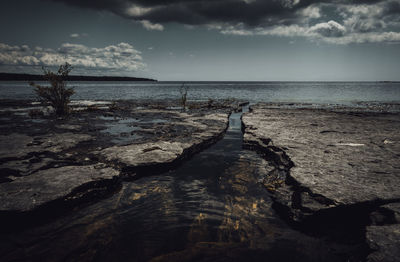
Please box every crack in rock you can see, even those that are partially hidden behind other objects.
[241,104,400,260]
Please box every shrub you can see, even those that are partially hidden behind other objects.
[30,63,75,116]
[179,83,189,110]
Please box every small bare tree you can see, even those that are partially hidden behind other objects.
[30,63,75,116]
[179,83,189,110]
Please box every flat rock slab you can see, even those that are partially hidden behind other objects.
[100,141,190,168]
[0,134,34,159]
[242,105,400,207]
[0,132,92,159]
[243,104,400,261]
[0,165,119,212]
[98,112,228,170]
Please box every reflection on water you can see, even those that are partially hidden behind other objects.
[99,117,143,145]
[99,116,168,145]
[0,110,359,261]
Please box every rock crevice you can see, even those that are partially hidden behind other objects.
[241,104,400,261]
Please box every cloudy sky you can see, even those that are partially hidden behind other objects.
[1,0,400,80]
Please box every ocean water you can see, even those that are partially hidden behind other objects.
[1,81,399,105]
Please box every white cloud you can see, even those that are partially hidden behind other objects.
[220,26,254,36]
[0,42,146,74]
[140,20,164,31]
[261,25,308,37]
[308,20,346,37]
[69,33,88,38]
[299,6,321,19]
[126,5,153,16]
[281,0,300,8]
[218,19,400,45]
[322,31,400,44]
[221,24,308,37]
[209,1,400,44]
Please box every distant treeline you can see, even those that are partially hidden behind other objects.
[0,73,157,82]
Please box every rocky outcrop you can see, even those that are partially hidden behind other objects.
[242,104,400,259]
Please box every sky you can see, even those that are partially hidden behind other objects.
[0,0,400,81]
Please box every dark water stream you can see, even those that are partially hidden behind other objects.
[1,109,362,262]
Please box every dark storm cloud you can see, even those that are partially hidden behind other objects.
[46,0,300,26]
[45,0,400,43]
[382,0,400,15]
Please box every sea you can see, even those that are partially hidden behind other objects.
[1,81,400,106]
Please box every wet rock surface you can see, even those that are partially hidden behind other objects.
[0,99,235,215]
[0,165,119,212]
[97,112,228,173]
[242,103,400,260]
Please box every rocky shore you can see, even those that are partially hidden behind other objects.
[0,99,238,228]
[1,98,399,261]
[242,103,400,262]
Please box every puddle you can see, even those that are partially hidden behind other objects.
[25,119,48,123]
[98,116,118,121]
[13,112,28,116]
[142,119,167,124]
[0,107,41,112]
[100,117,143,145]
[98,116,167,145]
[119,118,140,124]
[70,100,112,106]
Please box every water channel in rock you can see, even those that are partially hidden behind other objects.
[0,108,364,262]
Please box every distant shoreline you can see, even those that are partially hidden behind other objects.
[0,73,157,82]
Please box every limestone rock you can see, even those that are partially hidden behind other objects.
[0,133,92,160]
[97,112,229,170]
[100,141,191,167]
[366,224,400,262]
[242,104,400,261]
[383,203,400,222]
[0,165,119,212]
[37,132,93,153]
[242,105,400,208]
[0,134,34,159]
